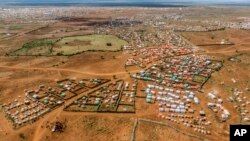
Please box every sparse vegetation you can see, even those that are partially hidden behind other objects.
[192,75,207,84]
[10,39,57,56]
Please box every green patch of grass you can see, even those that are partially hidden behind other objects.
[53,34,128,55]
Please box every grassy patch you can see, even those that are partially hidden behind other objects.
[53,34,128,55]
[10,34,128,56]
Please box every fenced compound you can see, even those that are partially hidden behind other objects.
[64,79,138,113]
[131,55,223,90]
[1,78,110,128]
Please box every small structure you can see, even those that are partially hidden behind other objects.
[199,110,206,116]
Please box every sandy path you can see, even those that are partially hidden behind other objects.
[206,48,250,54]
[32,107,63,141]
[0,65,140,76]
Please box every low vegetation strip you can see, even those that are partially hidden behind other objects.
[9,38,58,56]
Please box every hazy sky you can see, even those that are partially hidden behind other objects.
[0,0,249,4]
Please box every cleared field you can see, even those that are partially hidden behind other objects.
[10,34,128,56]
[179,30,230,45]
[53,34,128,55]
[136,120,202,141]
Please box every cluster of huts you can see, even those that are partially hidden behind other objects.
[207,102,230,122]
[58,78,109,90]
[95,17,142,29]
[143,13,182,27]
[125,41,222,135]
[174,25,225,32]
[113,18,225,134]
[121,81,137,105]
[2,83,66,128]
[2,82,67,128]
[121,91,135,104]
[132,55,220,90]
[206,91,232,122]
[2,78,110,128]
[56,78,110,97]
[229,88,250,122]
[65,79,137,113]
[24,85,65,108]
[97,20,168,49]
[159,113,212,135]
[125,45,193,68]
[2,96,50,128]
[144,84,212,135]
[145,84,199,111]
[223,21,250,30]
[169,33,193,49]
[128,52,224,133]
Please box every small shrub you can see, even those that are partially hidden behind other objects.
[19,133,25,140]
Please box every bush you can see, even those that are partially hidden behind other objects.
[19,133,25,140]
[57,52,63,56]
